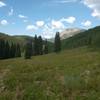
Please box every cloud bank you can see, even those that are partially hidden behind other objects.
[83,0,100,18]
[81,20,92,27]
[0,1,6,7]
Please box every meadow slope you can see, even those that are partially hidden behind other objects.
[0,47,100,100]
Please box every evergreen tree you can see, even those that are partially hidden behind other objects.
[1,39,5,59]
[0,39,5,59]
[43,39,48,54]
[5,41,10,58]
[38,36,43,55]
[0,40,11,59]
[0,39,1,59]
[0,39,2,59]
[9,43,13,58]
[0,40,21,59]
[34,35,38,55]
[10,43,16,58]
[54,32,61,53]
[15,44,21,57]
[24,42,32,59]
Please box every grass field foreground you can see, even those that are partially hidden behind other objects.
[0,47,100,100]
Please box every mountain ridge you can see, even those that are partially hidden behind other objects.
[60,28,85,40]
[48,28,86,42]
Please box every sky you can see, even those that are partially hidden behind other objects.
[0,0,100,38]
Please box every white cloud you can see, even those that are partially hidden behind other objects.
[51,20,65,29]
[36,21,45,27]
[91,9,100,18]
[18,14,27,19]
[0,1,6,7]
[8,8,14,16]
[25,17,76,39]
[81,20,92,27]
[1,20,8,26]
[42,24,55,39]
[26,25,38,31]
[83,0,100,18]
[61,16,76,24]
[41,19,66,39]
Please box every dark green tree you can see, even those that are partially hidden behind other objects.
[0,39,1,58]
[2,40,6,59]
[43,39,48,54]
[34,35,38,56]
[38,36,43,55]
[5,41,10,58]
[24,42,32,59]
[15,44,21,57]
[0,39,5,59]
[10,43,16,58]
[54,32,61,53]
[0,40,21,59]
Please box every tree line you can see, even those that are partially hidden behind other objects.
[24,35,49,59]
[0,39,21,59]
[0,32,61,59]
[24,32,61,59]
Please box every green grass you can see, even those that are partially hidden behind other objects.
[0,47,100,100]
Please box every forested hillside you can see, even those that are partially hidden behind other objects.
[62,26,100,49]
[0,33,53,53]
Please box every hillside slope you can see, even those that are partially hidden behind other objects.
[0,33,34,44]
[0,47,100,99]
[0,33,54,52]
[62,26,100,49]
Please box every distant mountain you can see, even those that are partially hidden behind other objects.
[0,33,34,45]
[0,32,10,39]
[62,26,100,49]
[60,28,85,40]
[1,26,100,52]
[48,28,85,42]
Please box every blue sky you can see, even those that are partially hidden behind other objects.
[0,0,100,38]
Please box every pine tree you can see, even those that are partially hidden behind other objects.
[54,32,61,53]
[0,40,21,59]
[43,40,48,54]
[0,39,1,59]
[15,44,21,57]
[9,43,13,58]
[24,42,32,59]
[5,41,10,58]
[0,39,5,59]
[1,39,5,59]
[0,39,2,59]
[10,43,16,58]
[34,35,38,56]
[0,40,11,59]
[38,36,43,55]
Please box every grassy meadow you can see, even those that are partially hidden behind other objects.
[0,47,100,100]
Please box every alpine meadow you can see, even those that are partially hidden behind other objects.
[0,0,100,100]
